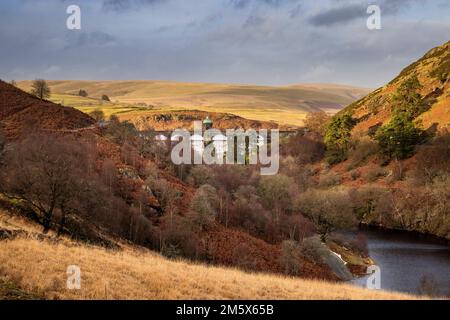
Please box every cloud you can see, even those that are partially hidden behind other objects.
[0,0,448,88]
[309,4,364,26]
[65,31,117,48]
[102,0,167,11]
[230,0,299,10]
[243,15,266,28]
[308,0,424,27]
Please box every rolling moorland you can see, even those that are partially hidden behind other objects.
[16,81,371,127]
[0,39,449,300]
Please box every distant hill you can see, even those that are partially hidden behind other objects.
[0,80,94,139]
[17,80,371,127]
[340,40,450,133]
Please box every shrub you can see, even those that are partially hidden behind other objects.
[296,189,357,241]
[348,187,389,221]
[228,185,274,242]
[148,178,181,225]
[186,165,215,187]
[160,215,203,260]
[412,132,450,184]
[78,89,88,97]
[258,174,295,216]
[299,236,325,261]
[89,109,105,122]
[362,166,388,182]
[318,171,342,187]
[232,243,258,271]
[279,213,316,242]
[283,134,325,164]
[279,240,303,276]
[350,170,361,181]
[347,136,379,168]
[190,184,219,230]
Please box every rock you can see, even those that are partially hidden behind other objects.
[303,236,354,281]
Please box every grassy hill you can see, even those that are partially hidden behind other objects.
[17,81,370,127]
[0,211,417,300]
[339,40,450,133]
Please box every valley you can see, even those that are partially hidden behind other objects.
[0,39,449,301]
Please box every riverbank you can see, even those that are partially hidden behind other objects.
[360,224,450,246]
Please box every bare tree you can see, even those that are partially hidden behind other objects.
[304,111,331,136]
[190,184,219,230]
[0,135,91,233]
[147,178,181,228]
[0,129,5,167]
[30,79,51,100]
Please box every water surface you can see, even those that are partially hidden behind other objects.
[350,228,450,296]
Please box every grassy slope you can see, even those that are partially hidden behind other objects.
[338,39,450,133]
[17,81,370,127]
[0,211,417,300]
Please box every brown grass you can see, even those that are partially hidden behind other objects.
[0,237,418,300]
[0,210,420,300]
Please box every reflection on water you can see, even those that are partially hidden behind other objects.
[350,228,450,296]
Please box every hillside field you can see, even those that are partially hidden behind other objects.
[17,81,371,127]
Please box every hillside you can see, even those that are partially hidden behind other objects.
[318,40,450,241]
[0,80,94,139]
[118,109,282,131]
[17,80,371,127]
[0,211,416,300]
[340,40,450,133]
[0,81,351,288]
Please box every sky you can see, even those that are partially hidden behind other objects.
[0,0,449,88]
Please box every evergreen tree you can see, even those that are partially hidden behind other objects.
[324,114,356,164]
[375,112,423,160]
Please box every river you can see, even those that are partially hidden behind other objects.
[349,228,450,296]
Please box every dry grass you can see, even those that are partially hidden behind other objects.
[0,210,419,300]
[0,236,418,300]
